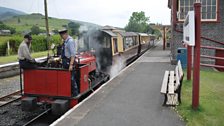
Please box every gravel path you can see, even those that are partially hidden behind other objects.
[0,75,20,97]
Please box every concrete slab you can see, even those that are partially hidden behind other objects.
[51,42,185,126]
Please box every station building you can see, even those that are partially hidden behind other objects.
[168,0,224,65]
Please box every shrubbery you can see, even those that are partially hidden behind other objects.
[0,42,7,56]
[0,35,62,56]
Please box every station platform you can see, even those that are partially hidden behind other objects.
[51,42,185,126]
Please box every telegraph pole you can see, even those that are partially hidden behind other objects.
[44,0,50,57]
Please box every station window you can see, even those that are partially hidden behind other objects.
[178,0,218,21]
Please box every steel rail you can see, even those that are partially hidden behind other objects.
[0,90,21,107]
[22,108,51,126]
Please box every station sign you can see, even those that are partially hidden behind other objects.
[183,11,195,46]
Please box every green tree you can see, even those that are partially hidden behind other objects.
[0,22,16,34]
[153,29,162,39]
[125,11,151,33]
[146,26,154,34]
[68,22,80,36]
[31,25,41,35]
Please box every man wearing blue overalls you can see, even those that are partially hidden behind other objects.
[59,29,78,96]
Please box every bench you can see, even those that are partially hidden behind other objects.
[160,60,184,106]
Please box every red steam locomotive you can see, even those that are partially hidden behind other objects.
[21,51,109,115]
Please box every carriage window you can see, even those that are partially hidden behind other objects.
[102,36,111,48]
[113,38,118,54]
[125,37,134,49]
[132,37,137,45]
[178,0,218,21]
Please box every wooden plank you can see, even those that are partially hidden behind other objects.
[168,71,175,94]
[175,66,180,90]
[178,60,184,79]
[160,71,169,94]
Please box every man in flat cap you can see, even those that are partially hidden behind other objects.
[18,34,36,69]
[59,29,76,71]
[59,29,78,96]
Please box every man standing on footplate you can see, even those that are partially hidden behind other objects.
[59,29,78,96]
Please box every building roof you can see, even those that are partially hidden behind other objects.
[101,30,117,37]
[0,30,11,33]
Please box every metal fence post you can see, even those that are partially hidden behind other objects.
[187,45,192,80]
[163,26,166,50]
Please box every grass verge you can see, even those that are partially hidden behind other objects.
[177,70,224,126]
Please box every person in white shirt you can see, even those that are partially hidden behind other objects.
[18,34,36,69]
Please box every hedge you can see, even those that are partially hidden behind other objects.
[0,42,7,56]
[0,35,62,56]
[0,36,12,56]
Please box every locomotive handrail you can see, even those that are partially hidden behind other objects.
[33,67,68,71]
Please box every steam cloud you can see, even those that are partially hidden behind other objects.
[78,26,125,77]
[109,55,126,78]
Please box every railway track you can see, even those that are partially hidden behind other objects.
[22,108,52,126]
[0,90,21,107]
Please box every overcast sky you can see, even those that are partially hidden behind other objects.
[0,0,171,27]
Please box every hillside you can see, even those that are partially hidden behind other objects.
[0,6,26,20]
[3,13,69,32]
[0,6,100,33]
[3,13,100,33]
